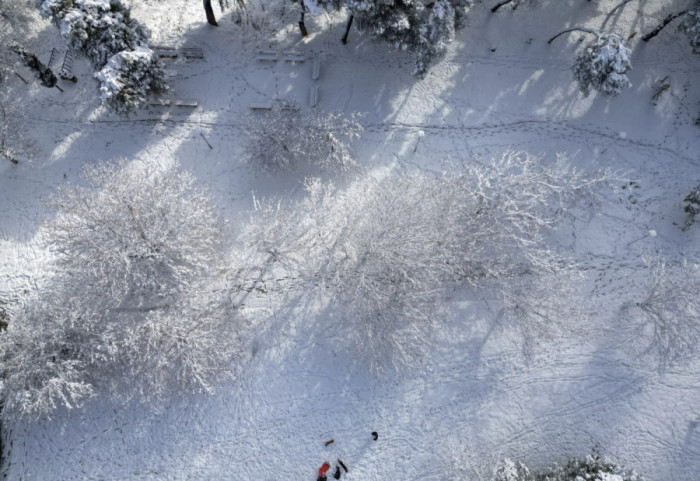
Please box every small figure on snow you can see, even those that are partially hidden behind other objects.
[318,461,331,481]
[371,431,378,441]
[333,466,341,479]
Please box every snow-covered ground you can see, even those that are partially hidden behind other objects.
[1,0,699,479]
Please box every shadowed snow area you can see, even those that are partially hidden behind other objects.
[1,0,699,479]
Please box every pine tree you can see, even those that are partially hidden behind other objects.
[572,33,632,96]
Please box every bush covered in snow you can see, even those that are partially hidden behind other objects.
[95,46,167,114]
[244,102,363,172]
[457,452,645,481]
[244,152,608,373]
[37,0,166,112]
[0,160,243,419]
[573,33,632,97]
[532,451,644,481]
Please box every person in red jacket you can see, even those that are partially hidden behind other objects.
[317,461,331,481]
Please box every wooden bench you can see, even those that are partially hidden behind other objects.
[309,86,319,108]
[256,50,278,62]
[174,100,198,108]
[312,56,320,80]
[283,51,305,63]
[152,45,204,60]
[249,102,273,110]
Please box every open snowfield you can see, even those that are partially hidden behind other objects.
[1,0,700,479]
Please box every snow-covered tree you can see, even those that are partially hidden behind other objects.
[572,33,632,96]
[0,160,243,419]
[306,0,472,75]
[244,102,363,172]
[244,152,608,373]
[549,28,632,97]
[37,0,167,112]
[623,256,700,370]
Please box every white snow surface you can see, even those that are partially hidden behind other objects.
[1,0,700,480]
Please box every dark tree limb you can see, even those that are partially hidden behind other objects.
[491,0,516,12]
[341,14,354,44]
[548,27,599,44]
[642,10,688,42]
[298,1,308,37]
[204,0,218,26]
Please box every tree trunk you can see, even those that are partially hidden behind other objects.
[298,2,308,37]
[642,10,688,42]
[204,0,218,26]
[341,15,354,44]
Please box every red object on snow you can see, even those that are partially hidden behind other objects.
[319,462,331,476]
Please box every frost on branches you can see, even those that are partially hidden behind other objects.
[244,152,608,373]
[244,102,363,172]
[572,33,632,96]
[37,0,166,112]
[624,256,700,370]
[0,160,242,419]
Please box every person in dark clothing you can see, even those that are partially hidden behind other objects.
[333,466,341,479]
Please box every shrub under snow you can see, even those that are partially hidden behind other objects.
[489,452,644,481]
[244,102,363,172]
[0,160,242,419]
[573,33,632,97]
[95,46,167,114]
